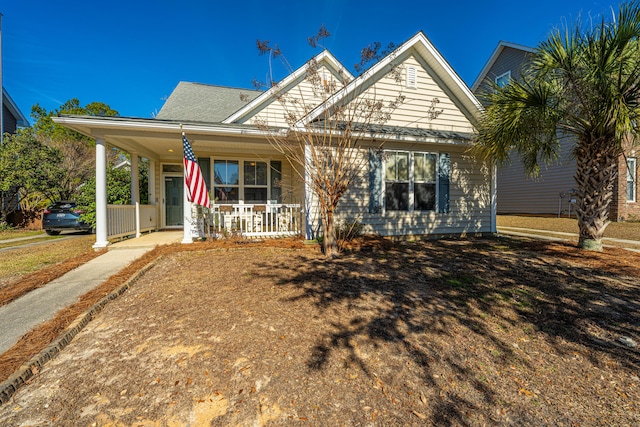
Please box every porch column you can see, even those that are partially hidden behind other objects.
[130,153,139,204]
[94,137,109,249]
[182,177,193,244]
[148,159,156,205]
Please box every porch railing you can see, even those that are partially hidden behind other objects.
[209,203,301,237]
[107,203,157,239]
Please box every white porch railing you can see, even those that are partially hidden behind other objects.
[107,203,157,239]
[209,203,301,237]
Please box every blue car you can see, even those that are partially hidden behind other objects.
[42,201,92,235]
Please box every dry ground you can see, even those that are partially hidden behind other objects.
[0,236,639,426]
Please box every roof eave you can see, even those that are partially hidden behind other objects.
[222,50,353,125]
[471,41,536,92]
[3,88,29,127]
[296,31,484,129]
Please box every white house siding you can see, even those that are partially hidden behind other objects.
[353,54,475,134]
[333,143,493,237]
[247,65,343,128]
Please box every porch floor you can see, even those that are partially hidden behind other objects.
[108,231,184,250]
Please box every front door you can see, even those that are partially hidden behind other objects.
[164,176,183,227]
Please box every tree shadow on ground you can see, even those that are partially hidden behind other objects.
[257,236,640,425]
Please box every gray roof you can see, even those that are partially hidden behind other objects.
[155,82,262,123]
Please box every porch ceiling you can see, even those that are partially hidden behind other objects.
[52,115,280,161]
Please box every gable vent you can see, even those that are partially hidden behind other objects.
[406,66,417,88]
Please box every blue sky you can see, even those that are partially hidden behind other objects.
[2,0,616,122]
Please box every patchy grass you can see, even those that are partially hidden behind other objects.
[498,215,640,241]
[1,236,639,426]
[0,229,44,241]
[0,235,96,291]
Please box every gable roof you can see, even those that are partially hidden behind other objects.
[155,82,262,123]
[298,31,483,129]
[471,41,535,92]
[3,88,29,127]
[223,50,353,124]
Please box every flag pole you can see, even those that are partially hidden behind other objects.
[180,122,192,244]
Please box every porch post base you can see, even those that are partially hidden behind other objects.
[93,240,110,250]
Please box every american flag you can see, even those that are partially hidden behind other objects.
[182,133,210,208]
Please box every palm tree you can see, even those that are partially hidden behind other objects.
[475,1,640,251]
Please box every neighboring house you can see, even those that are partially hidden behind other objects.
[472,41,639,221]
[1,88,30,221]
[53,31,496,248]
[2,87,28,135]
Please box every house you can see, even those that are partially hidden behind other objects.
[1,88,30,221]
[53,31,496,248]
[2,87,28,136]
[472,41,639,221]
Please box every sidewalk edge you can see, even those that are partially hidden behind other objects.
[0,255,164,405]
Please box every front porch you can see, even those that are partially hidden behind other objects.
[105,202,302,243]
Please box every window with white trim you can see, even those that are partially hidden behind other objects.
[627,157,636,202]
[406,66,417,89]
[213,160,239,202]
[244,161,268,202]
[384,151,440,211]
[385,151,410,210]
[212,159,282,203]
[413,152,437,210]
[495,71,511,88]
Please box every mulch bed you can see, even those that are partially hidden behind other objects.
[0,236,639,426]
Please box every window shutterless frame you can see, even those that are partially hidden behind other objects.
[627,157,637,202]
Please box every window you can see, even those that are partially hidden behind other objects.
[214,160,239,202]
[627,158,636,202]
[385,151,410,210]
[212,159,282,203]
[198,157,211,190]
[413,153,437,210]
[406,66,417,88]
[270,161,282,202]
[382,151,445,212]
[495,71,511,88]
[244,161,268,202]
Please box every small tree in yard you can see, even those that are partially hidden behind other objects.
[0,129,65,225]
[474,1,640,251]
[254,28,406,257]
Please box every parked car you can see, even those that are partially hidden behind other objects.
[42,201,92,235]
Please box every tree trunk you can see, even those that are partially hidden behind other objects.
[322,209,337,258]
[573,138,618,251]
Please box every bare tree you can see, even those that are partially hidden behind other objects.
[253,32,408,257]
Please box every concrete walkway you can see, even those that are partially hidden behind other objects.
[0,231,183,354]
[497,226,640,253]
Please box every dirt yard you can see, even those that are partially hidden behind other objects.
[0,237,639,426]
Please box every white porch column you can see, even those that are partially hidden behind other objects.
[94,137,109,249]
[182,177,193,244]
[130,153,139,205]
[148,159,156,205]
